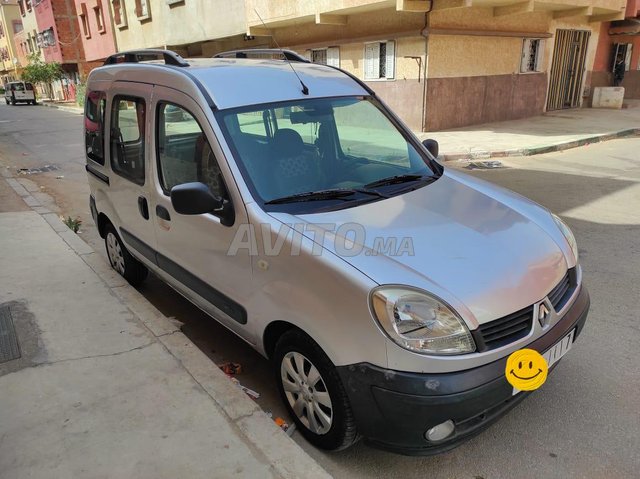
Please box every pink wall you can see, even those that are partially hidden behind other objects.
[72,0,116,62]
[593,23,612,73]
[34,0,62,63]
[625,0,640,17]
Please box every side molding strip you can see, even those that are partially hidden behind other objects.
[85,164,110,185]
[119,228,247,325]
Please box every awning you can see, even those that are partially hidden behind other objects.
[609,19,640,35]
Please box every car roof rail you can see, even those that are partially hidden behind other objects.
[104,49,190,67]
[214,48,309,63]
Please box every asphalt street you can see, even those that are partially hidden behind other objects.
[1,102,638,478]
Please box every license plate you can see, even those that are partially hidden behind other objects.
[512,328,575,395]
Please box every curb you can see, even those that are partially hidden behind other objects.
[37,101,83,115]
[0,169,332,479]
[439,128,640,162]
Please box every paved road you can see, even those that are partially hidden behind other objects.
[1,102,638,478]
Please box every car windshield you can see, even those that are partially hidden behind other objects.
[12,83,25,91]
[217,97,438,212]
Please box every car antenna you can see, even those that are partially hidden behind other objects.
[254,9,309,95]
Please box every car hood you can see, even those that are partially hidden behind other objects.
[268,170,570,326]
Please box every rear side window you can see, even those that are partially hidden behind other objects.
[85,90,106,165]
[25,83,33,91]
[110,96,146,185]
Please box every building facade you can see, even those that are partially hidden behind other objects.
[13,0,41,70]
[0,0,23,82]
[74,0,116,74]
[244,0,627,131]
[591,0,640,100]
[108,0,258,58]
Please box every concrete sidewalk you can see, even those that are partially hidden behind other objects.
[39,100,83,115]
[416,104,640,161]
[0,175,331,478]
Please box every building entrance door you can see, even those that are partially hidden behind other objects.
[547,29,591,110]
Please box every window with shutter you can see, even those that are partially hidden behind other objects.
[364,42,380,80]
[312,49,327,65]
[385,41,395,79]
[520,38,543,73]
[364,41,394,80]
[327,47,340,67]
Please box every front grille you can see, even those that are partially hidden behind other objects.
[547,268,576,312]
[475,305,533,351]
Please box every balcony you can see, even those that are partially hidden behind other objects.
[245,0,627,36]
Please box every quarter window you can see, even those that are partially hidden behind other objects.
[157,102,226,199]
[85,90,106,165]
[110,96,146,185]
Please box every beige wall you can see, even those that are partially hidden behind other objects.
[113,0,248,52]
[427,8,603,95]
[0,3,21,75]
[327,36,424,80]
[270,7,424,47]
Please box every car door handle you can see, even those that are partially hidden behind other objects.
[156,205,171,221]
[138,196,149,220]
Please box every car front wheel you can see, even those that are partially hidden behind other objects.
[104,223,148,287]
[274,329,358,451]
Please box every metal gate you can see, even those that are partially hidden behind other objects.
[546,29,591,111]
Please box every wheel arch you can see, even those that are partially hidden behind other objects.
[263,320,305,360]
[97,212,112,239]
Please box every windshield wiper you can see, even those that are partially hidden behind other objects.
[364,174,430,189]
[264,188,388,205]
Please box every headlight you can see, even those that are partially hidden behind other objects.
[552,214,578,263]
[371,287,475,355]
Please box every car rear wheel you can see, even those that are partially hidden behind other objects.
[104,223,148,287]
[274,329,358,451]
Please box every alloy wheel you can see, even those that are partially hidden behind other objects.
[281,351,333,434]
[106,232,125,275]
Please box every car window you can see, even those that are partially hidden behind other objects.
[110,96,145,185]
[237,111,267,138]
[85,90,106,165]
[13,83,25,91]
[334,100,414,168]
[218,97,434,206]
[157,102,227,199]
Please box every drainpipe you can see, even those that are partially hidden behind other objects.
[420,3,433,133]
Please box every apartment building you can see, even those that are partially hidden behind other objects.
[34,0,83,67]
[591,0,640,99]
[244,0,627,131]
[0,0,22,82]
[108,0,259,58]
[13,0,40,70]
[74,0,116,72]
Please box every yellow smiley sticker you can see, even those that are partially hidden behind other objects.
[505,349,548,391]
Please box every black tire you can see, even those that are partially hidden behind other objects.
[274,329,358,451]
[104,223,148,287]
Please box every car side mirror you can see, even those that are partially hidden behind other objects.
[171,182,221,214]
[422,139,439,159]
[171,182,235,226]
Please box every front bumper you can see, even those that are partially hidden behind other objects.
[337,285,590,455]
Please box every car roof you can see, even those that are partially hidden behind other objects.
[88,57,370,111]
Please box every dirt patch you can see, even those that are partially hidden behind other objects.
[0,177,29,213]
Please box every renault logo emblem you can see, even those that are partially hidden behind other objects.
[538,303,550,327]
